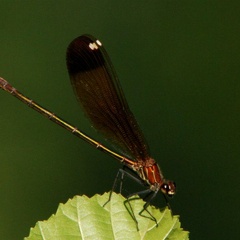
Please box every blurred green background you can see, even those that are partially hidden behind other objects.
[0,1,239,239]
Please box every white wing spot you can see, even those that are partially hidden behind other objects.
[89,42,98,50]
[96,39,102,46]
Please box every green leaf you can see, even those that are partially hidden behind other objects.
[25,192,189,240]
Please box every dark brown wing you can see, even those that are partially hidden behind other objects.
[66,35,150,161]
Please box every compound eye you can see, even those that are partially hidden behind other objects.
[161,184,169,194]
[160,181,176,197]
